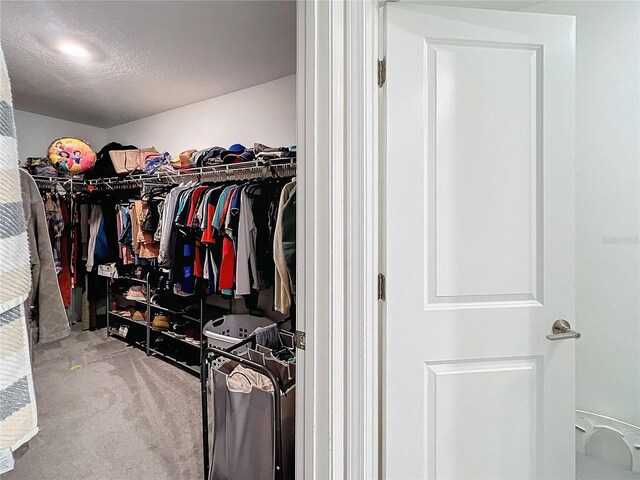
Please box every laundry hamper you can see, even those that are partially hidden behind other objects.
[203,314,275,366]
[209,356,295,480]
[201,317,295,480]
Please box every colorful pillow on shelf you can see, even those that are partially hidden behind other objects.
[47,137,96,175]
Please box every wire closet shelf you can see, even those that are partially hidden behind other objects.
[33,157,296,189]
[30,157,296,190]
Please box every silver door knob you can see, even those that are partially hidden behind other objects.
[546,319,581,341]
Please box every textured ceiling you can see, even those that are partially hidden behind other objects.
[0,1,296,128]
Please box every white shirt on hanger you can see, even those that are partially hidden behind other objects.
[235,187,258,296]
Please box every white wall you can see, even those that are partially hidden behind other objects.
[106,75,296,155]
[521,1,640,427]
[14,109,107,163]
[14,75,295,166]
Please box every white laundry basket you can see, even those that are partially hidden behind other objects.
[203,314,275,366]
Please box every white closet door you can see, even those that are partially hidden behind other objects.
[384,4,575,479]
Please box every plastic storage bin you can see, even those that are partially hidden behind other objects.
[203,314,275,366]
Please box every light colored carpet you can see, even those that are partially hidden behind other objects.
[3,326,203,480]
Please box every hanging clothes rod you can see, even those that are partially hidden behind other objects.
[32,175,71,188]
[84,157,296,187]
[31,174,85,194]
[29,158,295,192]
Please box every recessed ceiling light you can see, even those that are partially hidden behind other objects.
[58,43,89,59]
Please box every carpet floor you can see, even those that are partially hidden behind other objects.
[3,326,203,480]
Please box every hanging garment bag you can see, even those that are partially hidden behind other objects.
[210,358,295,480]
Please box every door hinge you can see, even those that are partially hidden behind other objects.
[378,58,386,88]
[295,330,306,350]
[378,273,386,301]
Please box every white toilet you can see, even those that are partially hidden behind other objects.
[576,411,640,479]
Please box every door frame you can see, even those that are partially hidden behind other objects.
[298,2,578,478]
[296,0,382,478]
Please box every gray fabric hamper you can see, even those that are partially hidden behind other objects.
[210,359,295,480]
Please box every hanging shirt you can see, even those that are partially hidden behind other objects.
[175,189,194,226]
[116,204,134,265]
[235,187,258,295]
[153,200,164,243]
[246,180,283,290]
[219,187,240,292]
[273,179,296,314]
[195,188,214,228]
[186,186,208,227]
[211,185,237,233]
[281,187,296,298]
[158,183,193,268]
[80,203,89,261]
[50,196,64,275]
[94,215,110,262]
[188,186,212,279]
[86,204,102,271]
[201,187,223,244]
[131,200,159,259]
[203,247,219,293]
[118,205,134,264]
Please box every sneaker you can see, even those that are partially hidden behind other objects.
[132,310,146,323]
[151,314,170,331]
[125,286,146,301]
[150,293,181,312]
[173,283,194,297]
[170,321,189,339]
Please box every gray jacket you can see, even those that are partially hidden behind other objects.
[20,169,70,344]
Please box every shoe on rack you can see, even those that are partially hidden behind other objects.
[185,329,196,343]
[185,329,201,345]
[184,302,200,313]
[150,293,182,312]
[190,329,202,345]
[151,314,170,331]
[149,292,196,313]
[173,283,194,297]
[170,321,189,339]
[132,310,146,323]
[125,286,146,301]
[119,307,136,318]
